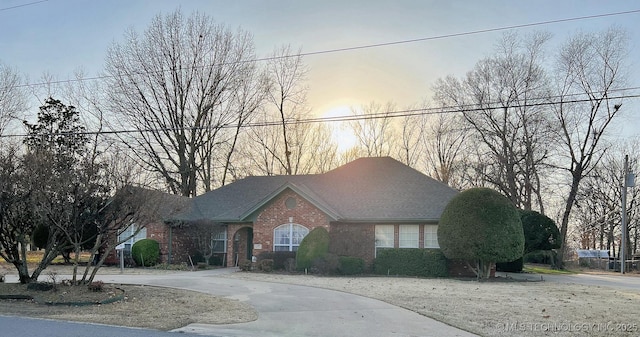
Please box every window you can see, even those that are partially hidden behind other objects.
[212,230,227,253]
[424,225,439,248]
[375,225,394,256]
[118,223,147,252]
[399,225,419,248]
[274,224,309,251]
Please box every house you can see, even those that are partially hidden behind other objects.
[102,186,189,265]
[165,157,459,269]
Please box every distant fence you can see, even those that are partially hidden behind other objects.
[576,249,638,271]
[577,249,609,270]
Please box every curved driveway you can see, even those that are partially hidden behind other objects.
[99,269,476,337]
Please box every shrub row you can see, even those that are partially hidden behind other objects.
[337,256,365,275]
[254,251,366,275]
[373,248,448,277]
[305,254,366,275]
[257,251,297,271]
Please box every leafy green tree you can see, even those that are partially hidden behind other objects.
[438,187,524,279]
[20,97,108,284]
[497,210,560,272]
[521,210,560,254]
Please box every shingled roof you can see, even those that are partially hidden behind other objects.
[170,157,458,223]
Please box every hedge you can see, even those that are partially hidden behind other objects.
[257,251,297,271]
[374,248,448,277]
[338,256,365,275]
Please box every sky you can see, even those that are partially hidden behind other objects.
[1,0,640,141]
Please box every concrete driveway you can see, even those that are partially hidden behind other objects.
[98,269,476,337]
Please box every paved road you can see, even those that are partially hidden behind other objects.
[0,315,205,337]
[99,269,476,337]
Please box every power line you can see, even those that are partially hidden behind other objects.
[300,9,640,57]
[0,0,48,12]
[4,8,640,91]
[2,91,638,139]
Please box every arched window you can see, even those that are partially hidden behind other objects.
[274,224,309,251]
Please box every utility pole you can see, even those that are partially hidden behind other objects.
[621,155,635,274]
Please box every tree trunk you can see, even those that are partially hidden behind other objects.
[557,169,582,269]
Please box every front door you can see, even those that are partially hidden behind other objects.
[233,227,254,266]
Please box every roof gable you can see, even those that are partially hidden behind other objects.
[240,182,341,221]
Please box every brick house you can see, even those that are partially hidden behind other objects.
[165,157,459,268]
[102,186,190,265]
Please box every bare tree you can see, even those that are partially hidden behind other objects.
[243,46,339,176]
[293,122,339,174]
[433,32,553,212]
[349,101,397,157]
[186,222,226,266]
[0,145,43,284]
[0,61,27,136]
[252,45,310,175]
[397,108,425,169]
[80,186,187,284]
[574,140,640,258]
[104,10,264,196]
[420,111,468,188]
[574,156,622,253]
[244,117,339,176]
[219,64,268,185]
[553,27,629,268]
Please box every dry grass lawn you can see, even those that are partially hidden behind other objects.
[0,264,257,331]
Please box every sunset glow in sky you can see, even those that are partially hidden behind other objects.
[2,0,640,140]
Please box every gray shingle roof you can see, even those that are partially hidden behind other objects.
[170,157,458,223]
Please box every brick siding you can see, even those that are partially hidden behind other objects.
[329,222,376,266]
[225,190,331,266]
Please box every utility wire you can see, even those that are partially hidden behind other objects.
[2,91,638,139]
[4,8,640,91]
[0,0,48,12]
[300,9,640,56]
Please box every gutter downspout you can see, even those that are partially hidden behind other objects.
[168,225,173,264]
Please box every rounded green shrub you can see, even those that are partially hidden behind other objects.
[296,227,330,271]
[438,188,524,279]
[131,239,160,267]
